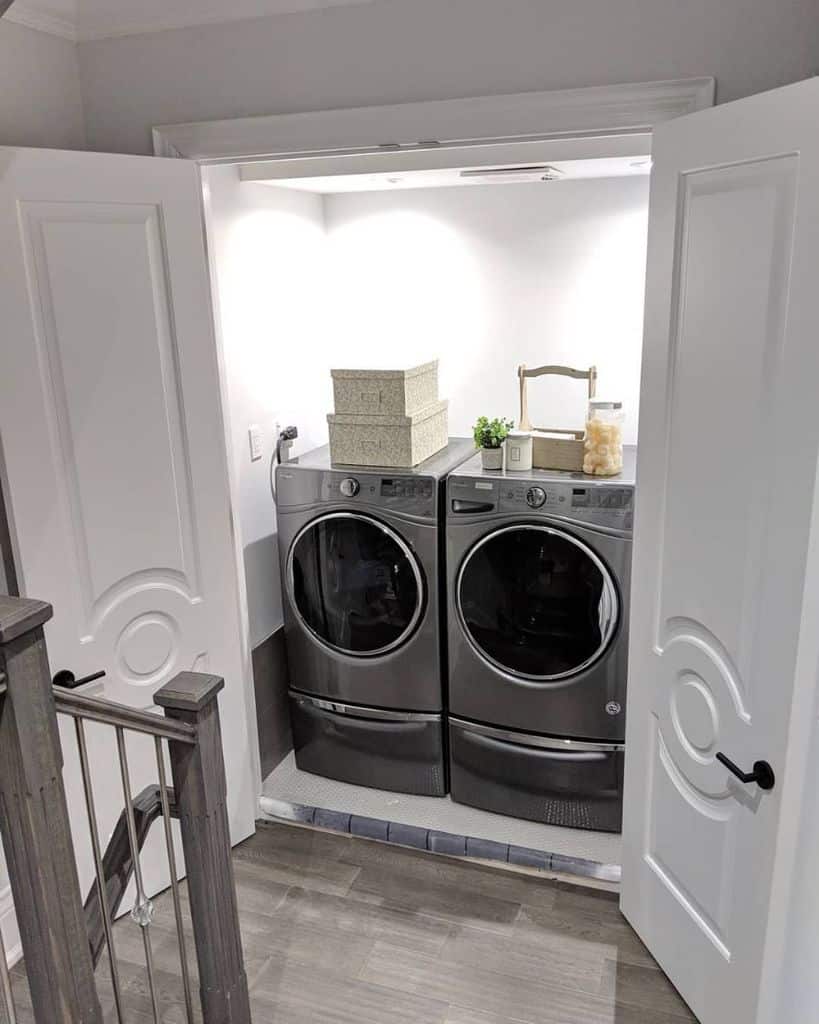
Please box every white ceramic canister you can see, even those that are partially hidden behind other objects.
[505,430,533,472]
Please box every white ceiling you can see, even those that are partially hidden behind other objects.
[4,0,378,40]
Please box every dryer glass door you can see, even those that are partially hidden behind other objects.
[288,512,424,657]
[457,524,618,680]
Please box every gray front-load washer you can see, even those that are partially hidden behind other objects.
[446,448,636,830]
[275,439,473,796]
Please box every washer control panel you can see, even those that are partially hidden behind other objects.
[379,478,435,501]
[322,473,436,517]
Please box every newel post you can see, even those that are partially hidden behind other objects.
[0,596,103,1023]
[154,672,251,1024]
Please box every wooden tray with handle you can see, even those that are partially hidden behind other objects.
[518,363,597,472]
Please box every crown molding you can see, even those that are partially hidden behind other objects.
[154,77,716,164]
[3,0,376,42]
[77,0,376,41]
[3,0,77,39]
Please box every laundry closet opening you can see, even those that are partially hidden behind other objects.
[202,145,651,880]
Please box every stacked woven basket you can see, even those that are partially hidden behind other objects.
[327,360,448,468]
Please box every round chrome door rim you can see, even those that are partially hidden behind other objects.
[286,511,425,659]
[456,522,619,683]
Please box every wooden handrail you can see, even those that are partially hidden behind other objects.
[55,688,197,744]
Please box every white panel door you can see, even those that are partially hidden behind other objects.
[0,147,258,911]
[622,79,819,1023]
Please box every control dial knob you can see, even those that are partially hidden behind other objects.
[339,477,360,497]
[526,486,547,509]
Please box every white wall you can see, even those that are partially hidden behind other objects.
[209,172,648,640]
[324,177,649,444]
[204,165,328,647]
[77,0,819,155]
[0,20,86,149]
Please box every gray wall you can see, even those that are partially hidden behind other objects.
[251,629,292,777]
[0,19,86,149]
[78,0,819,154]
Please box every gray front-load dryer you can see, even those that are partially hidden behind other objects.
[446,449,636,830]
[275,439,473,796]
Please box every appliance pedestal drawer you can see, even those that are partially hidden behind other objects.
[449,718,624,832]
[290,692,446,796]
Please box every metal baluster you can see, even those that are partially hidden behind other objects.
[74,718,125,1022]
[0,924,17,1024]
[154,736,195,1023]
[115,727,161,1024]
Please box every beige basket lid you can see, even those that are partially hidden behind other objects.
[330,360,438,381]
[327,398,448,426]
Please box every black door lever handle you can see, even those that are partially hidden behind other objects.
[716,751,775,791]
[52,669,106,689]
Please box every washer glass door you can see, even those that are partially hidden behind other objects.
[288,512,424,657]
[457,524,618,680]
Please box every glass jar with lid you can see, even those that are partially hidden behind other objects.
[583,399,624,476]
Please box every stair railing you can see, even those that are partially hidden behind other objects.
[0,595,252,1024]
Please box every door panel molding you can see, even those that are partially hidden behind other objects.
[18,202,203,626]
[654,155,798,699]
[646,724,734,957]
[14,198,213,708]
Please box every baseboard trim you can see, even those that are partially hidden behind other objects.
[258,795,620,884]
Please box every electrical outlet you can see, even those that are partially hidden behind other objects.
[248,424,263,461]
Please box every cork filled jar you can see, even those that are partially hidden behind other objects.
[583,399,624,476]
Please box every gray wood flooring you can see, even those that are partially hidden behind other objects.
[4,821,697,1023]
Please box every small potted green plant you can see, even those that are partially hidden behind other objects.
[473,416,514,470]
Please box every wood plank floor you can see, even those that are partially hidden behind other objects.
[4,822,697,1023]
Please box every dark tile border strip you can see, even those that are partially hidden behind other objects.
[258,796,621,884]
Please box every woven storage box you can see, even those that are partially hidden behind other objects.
[328,399,448,468]
[331,360,439,417]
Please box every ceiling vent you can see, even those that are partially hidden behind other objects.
[459,165,564,184]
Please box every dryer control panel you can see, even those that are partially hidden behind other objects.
[501,481,633,529]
